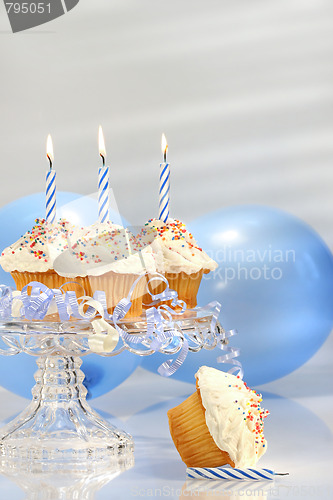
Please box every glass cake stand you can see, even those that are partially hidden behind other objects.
[0,307,224,474]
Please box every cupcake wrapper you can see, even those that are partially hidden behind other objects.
[11,270,90,296]
[167,388,235,468]
[11,270,145,319]
[87,271,146,318]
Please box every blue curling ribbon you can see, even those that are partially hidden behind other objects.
[0,281,110,322]
[111,273,191,375]
[0,285,13,319]
[144,274,190,375]
[92,290,109,317]
[143,275,179,306]
[111,275,147,346]
[190,298,243,379]
[20,282,54,320]
[216,328,244,379]
[157,335,189,376]
[52,289,71,321]
[145,305,189,377]
[0,272,243,378]
[52,289,95,321]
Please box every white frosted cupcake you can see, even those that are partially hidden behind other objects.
[143,218,217,308]
[53,224,158,318]
[0,218,83,293]
[168,366,269,468]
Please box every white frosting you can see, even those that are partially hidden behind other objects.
[0,219,75,273]
[54,225,158,277]
[145,218,218,275]
[0,217,217,280]
[196,366,268,468]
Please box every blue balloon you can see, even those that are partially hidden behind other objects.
[142,205,333,386]
[0,192,139,399]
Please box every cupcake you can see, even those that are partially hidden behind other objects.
[142,218,217,308]
[168,366,269,468]
[0,218,84,295]
[53,223,158,318]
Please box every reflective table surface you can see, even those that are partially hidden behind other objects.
[0,334,332,500]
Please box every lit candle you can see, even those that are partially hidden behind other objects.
[158,133,170,223]
[98,125,109,223]
[46,134,56,224]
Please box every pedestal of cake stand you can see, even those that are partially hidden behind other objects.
[0,354,134,469]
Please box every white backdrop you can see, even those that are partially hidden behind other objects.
[0,0,332,247]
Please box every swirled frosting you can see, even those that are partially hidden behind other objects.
[144,218,218,275]
[196,366,269,468]
[0,218,76,273]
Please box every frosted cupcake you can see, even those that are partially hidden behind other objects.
[168,366,269,468]
[53,224,158,318]
[142,218,217,308]
[0,218,84,294]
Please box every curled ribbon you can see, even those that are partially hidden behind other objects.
[146,306,189,377]
[89,319,119,354]
[216,326,244,379]
[110,273,191,376]
[0,285,13,319]
[0,273,243,377]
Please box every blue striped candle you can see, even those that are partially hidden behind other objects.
[186,467,279,481]
[98,165,109,223]
[98,126,109,223]
[158,133,170,223]
[46,134,56,224]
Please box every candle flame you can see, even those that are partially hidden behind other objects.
[99,125,106,166]
[161,133,168,162]
[46,134,54,168]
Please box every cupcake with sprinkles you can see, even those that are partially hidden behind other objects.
[143,218,217,308]
[168,366,269,468]
[0,218,84,294]
[53,223,158,318]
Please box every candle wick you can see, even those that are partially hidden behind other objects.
[100,153,106,167]
[47,155,53,170]
[163,150,167,163]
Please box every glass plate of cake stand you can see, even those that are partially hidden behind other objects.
[0,307,225,478]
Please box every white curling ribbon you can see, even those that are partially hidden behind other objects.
[77,296,105,319]
[43,297,59,316]
[89,319,119,353]
[76,295,119,353]
[11,291,25,318]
